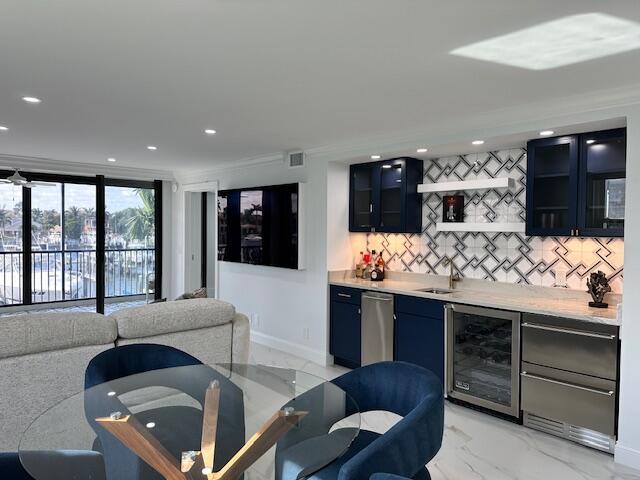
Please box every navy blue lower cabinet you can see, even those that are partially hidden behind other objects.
[394,296,445,386]
[330,300,361,368]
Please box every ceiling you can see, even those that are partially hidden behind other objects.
[1,1,639,173]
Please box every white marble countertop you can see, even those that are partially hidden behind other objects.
[329,270,622,327]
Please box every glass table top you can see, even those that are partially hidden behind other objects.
[19,364,360,480]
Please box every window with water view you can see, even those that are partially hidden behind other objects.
[0,178,157,308]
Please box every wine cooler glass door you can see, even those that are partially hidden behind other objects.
[446,304,521,417]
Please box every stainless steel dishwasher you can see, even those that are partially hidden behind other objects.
[361,291,394,366]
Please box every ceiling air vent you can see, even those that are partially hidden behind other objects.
[287,151,305,168]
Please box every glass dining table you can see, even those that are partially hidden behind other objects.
[18,364,360,480]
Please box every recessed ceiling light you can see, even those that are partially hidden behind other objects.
[147,145,157,151]
[146,422,156,429]
[371,155,381,160]
[416,148,428,153]
[204,129,217,135]
[472,140,485,145]
[22,96,41,104]
[107,157,116,162]
[0,126,8,131]
[450,13,640,70]
[586,139,596,144]
[539,130,555,136]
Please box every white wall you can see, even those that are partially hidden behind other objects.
[171,158,331,364]
[615,104,640,469]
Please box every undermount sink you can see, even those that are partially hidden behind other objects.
[415,287,453,295]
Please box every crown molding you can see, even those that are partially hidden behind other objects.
[0,153,175,181]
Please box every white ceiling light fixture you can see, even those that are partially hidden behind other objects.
[539,130,555,136]
[450,13,640,70]
[0,126,8,131]
[586,139,596,144]
[471,140,485,145]
[147,145,157,151]
[416,148,428,153]
[204,129,217,135]
[22,96,42,104]
[107,157,116,162]
[370,155,381,160]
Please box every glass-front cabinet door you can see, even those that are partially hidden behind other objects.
[578,128,626,237]
[526,136,579,236]
[446,304,521,418]
[379,161,404,231]
[350,164,374,231]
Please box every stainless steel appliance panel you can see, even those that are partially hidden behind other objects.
[446,304,521,417]
[521,362,616,435]
[361,292,394,366]
[521,314,618,380]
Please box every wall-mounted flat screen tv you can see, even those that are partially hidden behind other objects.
[217,183,303,269]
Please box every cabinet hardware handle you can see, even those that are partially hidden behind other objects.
[521,372,614,397]
[369,204,373,213]
[337,293,352,298]
[576,229,580,237]
[361,295,393,302]
[522,322,616,340]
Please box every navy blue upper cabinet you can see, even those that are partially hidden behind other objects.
[577,129,626,237]
[349,157,423,233]
[526,135,579,237]
[526,128,626,237]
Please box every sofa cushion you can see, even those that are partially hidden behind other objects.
[0,313,116,360]
[110,298,236,339]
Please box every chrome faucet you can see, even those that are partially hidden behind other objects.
[444,256,461,289]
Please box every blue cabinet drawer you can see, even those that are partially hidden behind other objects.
[395,295,445,319]
[330,285,362,305]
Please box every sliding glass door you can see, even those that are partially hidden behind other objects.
[105,185,156,299]
[0,171,161,313]
[0,184,23,305]
[31,182,97,304]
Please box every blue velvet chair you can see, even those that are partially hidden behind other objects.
[84,344,245,480]
[0,451,106,480]
[276,362,444,480]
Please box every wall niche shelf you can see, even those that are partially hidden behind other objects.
[436,222,525,233]
[418,177,515,194]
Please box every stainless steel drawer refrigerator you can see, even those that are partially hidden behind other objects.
[521,314,619,453]
[445,304,521,418]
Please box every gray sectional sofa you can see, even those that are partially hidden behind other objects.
[0,298,249,451]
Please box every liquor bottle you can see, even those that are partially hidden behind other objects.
[371,251,385,281]
[355,251,365,278]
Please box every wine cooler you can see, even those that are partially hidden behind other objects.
[445,304,521,418]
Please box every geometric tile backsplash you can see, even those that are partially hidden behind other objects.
[365,148,624,293]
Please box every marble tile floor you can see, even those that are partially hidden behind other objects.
[249,342,640,480]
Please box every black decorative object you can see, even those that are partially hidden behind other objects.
[443,195,464,222]
[586,270,611,308]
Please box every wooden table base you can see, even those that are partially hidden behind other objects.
[96,381,307,480]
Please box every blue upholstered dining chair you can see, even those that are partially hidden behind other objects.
[84,344,245,480]
[275,362,444,480]
[0,451,106,480]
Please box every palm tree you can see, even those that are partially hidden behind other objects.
[64,206,83,246]
[125,189,154,246]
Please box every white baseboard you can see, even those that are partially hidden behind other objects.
[615,443,640,470]
[250,330,328,366]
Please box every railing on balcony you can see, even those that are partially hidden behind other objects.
[0,252,23,306]
[105,248,155,298]
[1,248,155,306]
